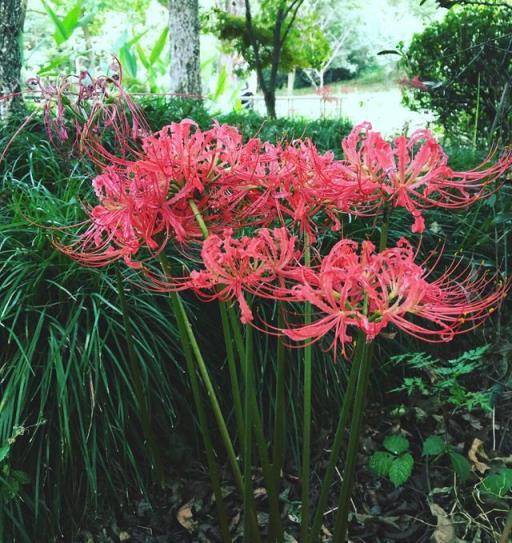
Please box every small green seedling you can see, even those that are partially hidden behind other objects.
[422,435,472,482]
[369,434,414,487]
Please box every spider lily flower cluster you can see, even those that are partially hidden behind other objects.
[56,117,510,354]
[28,66,510,542]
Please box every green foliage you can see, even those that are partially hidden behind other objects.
[389,453,414,487]
[369,451,395,476]
[369,434,414,487]
[480,469,512,497]
[448,451,472,482]
[0,129,196,539]
[422,435,445,456]
[0,427,30,504]
[215,110,353,155]
[392,347,493,413]
[401,4,512,140]
[383,434,410,455]
[422,435,472,481]
[203,6,330,74]
[41,0,83,45]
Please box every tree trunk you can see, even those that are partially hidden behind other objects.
[0,0,26,119]
[168,0,202,96]
[263,88,277,119]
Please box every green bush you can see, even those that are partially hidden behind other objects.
[401,5,512,142]
[216,110,353,156]
[137,97,353,155]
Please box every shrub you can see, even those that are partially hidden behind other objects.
[401,5,512,142]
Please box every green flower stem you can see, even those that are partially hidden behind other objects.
[300,233,313,542]
[167,288,232,543]
[114,266,164,483]
[188,199,246,446]
[219,302,245,446]
[242,323,263,543]
[227,303,283,542]
[189,199,209,238]
[227,302,247,358]
[308,337,364,543]
[332,339,373,542]
[379,205,390,253]
[187,200,279,539]
[270,304,287,542]
[159,255,243,491]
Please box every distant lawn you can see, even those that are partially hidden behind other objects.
[276,69,398,96]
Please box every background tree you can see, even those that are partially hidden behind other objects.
[245,0,306,117]
[0,0,27,118]
[401,4,512,141]
[205,0,328,117]
[168,0,202,96]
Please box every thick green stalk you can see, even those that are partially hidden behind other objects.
[159,255,243,491]
[219,302,245,446]
[379,205,390,253]
[189,199,209,238]
[242,324,261,543]
[168,290,232,542]
[270,304,287,542]
[332,340,373,542]
[300,234,313,542]
[227,301,246,358]
[188,199,245,447]
[227,304,283,542]
[115,267,164,482]
[308,337,364,543]
[187,200,278,539]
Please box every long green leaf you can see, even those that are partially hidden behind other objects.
[41,0,69,45]
[149,27,168,65]
[61,1,82,36]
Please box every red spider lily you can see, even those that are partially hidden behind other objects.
[55,120,257,268]
[283,238,509,356]
[54,164,194,268]
[137,120,244,199]
[335,123,511,232]
[225,138,351,238]
[189,228,301,323]
[132,120,261,236]
[27,60,148,160]
[398,76,430,91]
[315,85,339,103]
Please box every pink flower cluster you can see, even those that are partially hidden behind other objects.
[56,118,511,355]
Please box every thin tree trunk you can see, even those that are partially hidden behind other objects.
[0,0,26,119]
[287,70,295,95]
[263,88,277,118]
[168,0,202,97]
[489,79,510,143]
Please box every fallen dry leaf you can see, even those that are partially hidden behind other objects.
[253,487,267,499]
[430,503,456,543]
[468,438,489,474]
[176,501,196,533]
[119,532,130,542]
